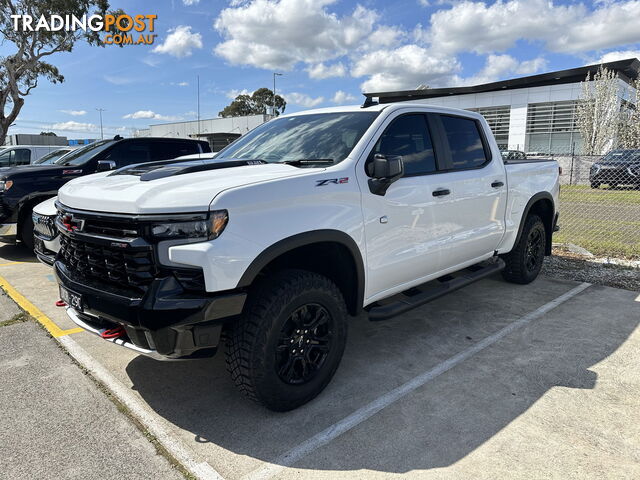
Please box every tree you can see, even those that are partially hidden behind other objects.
[0,0,120,146]
[576,66,620,155]
[39,131,57,136]
[618,78,640,150]
[219,88,286,118]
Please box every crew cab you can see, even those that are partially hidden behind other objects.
[0,136,210,249]
[54,103,560,411]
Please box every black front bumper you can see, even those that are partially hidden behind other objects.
[590,168,638,185]
[55,261,247,359]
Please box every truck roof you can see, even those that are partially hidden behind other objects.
[282,102,485,121]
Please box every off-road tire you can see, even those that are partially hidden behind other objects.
[501,214,546,285]
[225,269,348,411]
[20,210,34,251]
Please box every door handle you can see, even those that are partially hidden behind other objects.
[432,188,451,197]
[491,181,504,188]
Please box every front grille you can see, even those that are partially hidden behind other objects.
[59,234,156,292]
[33,213,57,239]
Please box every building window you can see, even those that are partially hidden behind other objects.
[467,106,510,149]
[526,101,582,154]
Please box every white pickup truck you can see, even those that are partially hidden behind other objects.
[54,103,560,411]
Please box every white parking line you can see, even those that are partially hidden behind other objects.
[57,335,225,480]
[244,282,592,480]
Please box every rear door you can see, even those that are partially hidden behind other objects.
[431,113,507,268]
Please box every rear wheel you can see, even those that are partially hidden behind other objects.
[501,214,546,285]
[20,209,34,251]
[225,269,348,411]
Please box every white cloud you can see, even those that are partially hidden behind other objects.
[453,55,548,86]
[51,121,96,132]
[597,50,640,64]
[306,62,346,79]
[226,88,251,99]
[353,45,460,92]
[153,25,203,58]
[123,110,182,122]
[331,90,357,104]
[103,75,136,85]
[183,0,200,5]
[170,81,190,87]
[214,0,383,70]
[427,0,640,55]
[516,57,548,75]
[284,92,324,108]
[59,109,87,116]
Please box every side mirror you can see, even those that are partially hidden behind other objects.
[96,160,116,172]
[368,154,404,196]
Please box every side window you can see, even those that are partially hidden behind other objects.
[105,142,151,166]
[0,150,13,167]
[14,148,31,165]
[370,114,436,176]
[440,115,489,170]
[150,141,198,161]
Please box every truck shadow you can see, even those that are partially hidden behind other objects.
[125,279,639,474]
[0,244,38,263]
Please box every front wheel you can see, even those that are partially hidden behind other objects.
[501,214,546,285]
[225,269,348,411]
[590,182,600,189]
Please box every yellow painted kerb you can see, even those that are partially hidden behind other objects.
[0,275,83,337]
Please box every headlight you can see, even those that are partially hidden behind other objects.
[0,180,13,191]
[590,164,600,173]
[628,165,640,177]
[150,210,228,241]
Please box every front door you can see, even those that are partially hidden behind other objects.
[359,110,451,302]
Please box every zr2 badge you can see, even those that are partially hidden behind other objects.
[316,177,349,187]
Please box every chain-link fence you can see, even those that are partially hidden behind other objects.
[508,146,640,259]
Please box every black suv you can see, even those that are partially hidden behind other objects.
[589,149,640,189]
[0,136,210,249]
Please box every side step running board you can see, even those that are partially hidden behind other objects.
[367,258,505,321]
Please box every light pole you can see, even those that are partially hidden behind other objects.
[96,108,106,139]
[273,72,282,116]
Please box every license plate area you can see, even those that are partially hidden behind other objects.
[60,286,83,312]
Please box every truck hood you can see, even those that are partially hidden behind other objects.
[58,161,318,214]
[0,164,69,180]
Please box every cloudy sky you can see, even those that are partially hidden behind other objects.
[5,0,640,138]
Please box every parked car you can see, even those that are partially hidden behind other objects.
[32,152,219,265]
[0,136,210,249]
[54,104,560,411]
[589,149,640,188]
[0,145,63,166]
[500,150,527,160]
[32,147,77,165]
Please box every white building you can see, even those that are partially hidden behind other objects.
[134,114,272,151]
[366,58,640,154]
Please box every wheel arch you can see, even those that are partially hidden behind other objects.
[237,230,365,316]
[513,192,555,255]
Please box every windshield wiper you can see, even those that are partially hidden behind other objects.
[278,158,334,167]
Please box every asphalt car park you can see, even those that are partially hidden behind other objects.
[0,244,638,480]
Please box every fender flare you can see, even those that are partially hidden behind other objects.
[236,229,366,312]
[513,191,555,254]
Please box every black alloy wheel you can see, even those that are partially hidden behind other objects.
[275,303,334,385]
[525,227,544,273]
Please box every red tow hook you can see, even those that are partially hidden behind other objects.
[55,300,67,307]
[101,326,126,339]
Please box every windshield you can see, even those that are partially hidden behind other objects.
[33,149,70,165]
[215,112,379,165]
[54,140,114,166]
[601,150,640,162]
